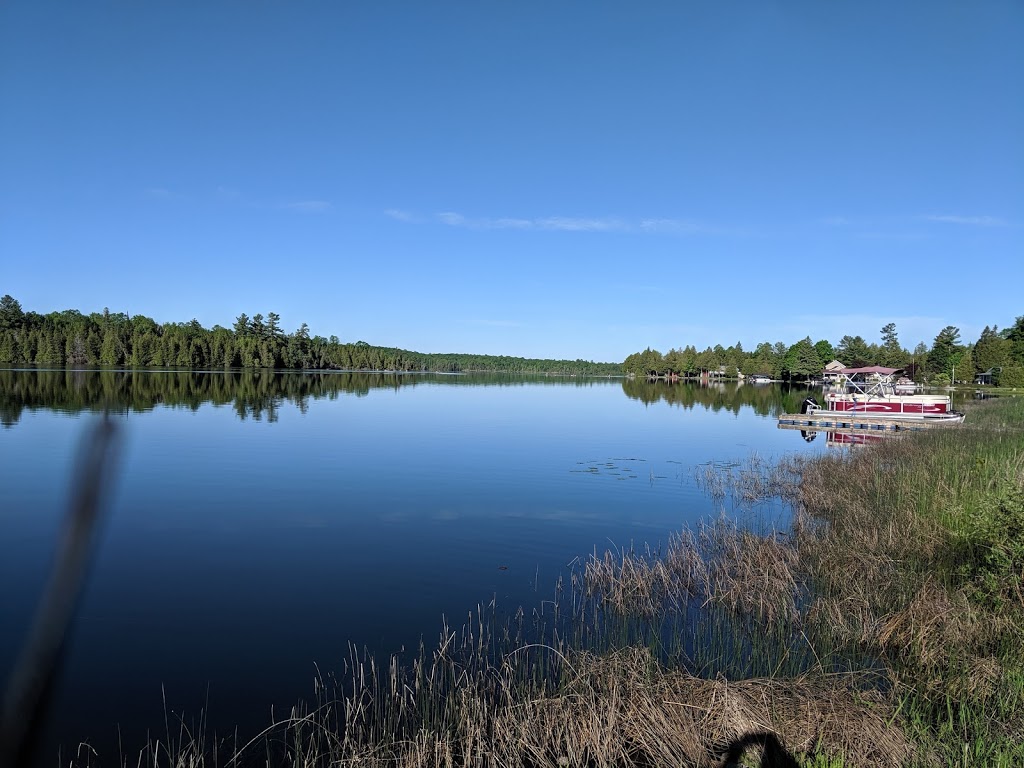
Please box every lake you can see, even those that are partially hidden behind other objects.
[0,369,825,763]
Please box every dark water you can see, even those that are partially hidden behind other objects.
[0,369,823,762]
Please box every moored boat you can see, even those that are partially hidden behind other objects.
[804,366,965,423]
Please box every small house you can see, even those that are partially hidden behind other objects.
[822,360,846,383]
[975,368,997,385]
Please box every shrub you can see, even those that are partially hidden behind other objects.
[955,486,1024,609]
[997,366,1024,388]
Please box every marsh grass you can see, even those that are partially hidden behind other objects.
[694,453,802,508]
[791,396,1024,764]
[62,398,1024,767]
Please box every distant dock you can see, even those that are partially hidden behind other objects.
[777,413,941,433]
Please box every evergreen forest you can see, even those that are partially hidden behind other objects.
[0,295,618,376]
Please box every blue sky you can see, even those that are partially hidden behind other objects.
[1,3,1021,362]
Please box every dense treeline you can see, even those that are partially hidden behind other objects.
[622,317,1024,387]
[0,295,619,375]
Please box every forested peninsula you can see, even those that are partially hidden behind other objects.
[0,296,619,375]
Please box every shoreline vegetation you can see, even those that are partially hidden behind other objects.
[42,395,1023,767]
[2,296,1023,386]
[621,318,1024,389]
[0,297,618,376]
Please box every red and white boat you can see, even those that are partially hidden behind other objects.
[804,366,965,423]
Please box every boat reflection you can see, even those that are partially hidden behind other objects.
[826,431,885,448]
[792,428,887,448]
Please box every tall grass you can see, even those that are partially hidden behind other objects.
[61,398,1024,767]
[792,396,1024,765]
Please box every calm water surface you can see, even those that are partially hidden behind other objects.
[0,370,824,761]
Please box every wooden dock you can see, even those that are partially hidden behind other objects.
[777,413,936,433]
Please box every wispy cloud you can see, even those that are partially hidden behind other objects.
[437,212,627,232]
[385,208,420,222]
[490,217,533,229]
[436,211,467,227]
[537,216,626,232]
[283,200,332,213]
[855,230,929,241]
[812,214,928,240]
[922,214,1007,227]
[639,218,725,234]
[385,208,740,235]
[817,213,1010,238]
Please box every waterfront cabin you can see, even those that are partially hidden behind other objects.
[822,360,846,384]
[975,368,997,385]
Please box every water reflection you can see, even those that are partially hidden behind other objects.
[620,377,819,417]
[0,369,829,427]
[0,369,612,427]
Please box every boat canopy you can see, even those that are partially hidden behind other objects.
[837,366,901,376]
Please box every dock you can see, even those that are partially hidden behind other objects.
[777,413,937,433]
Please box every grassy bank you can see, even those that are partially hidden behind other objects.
[62,397,1023,767]
[793,395,1024,765]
